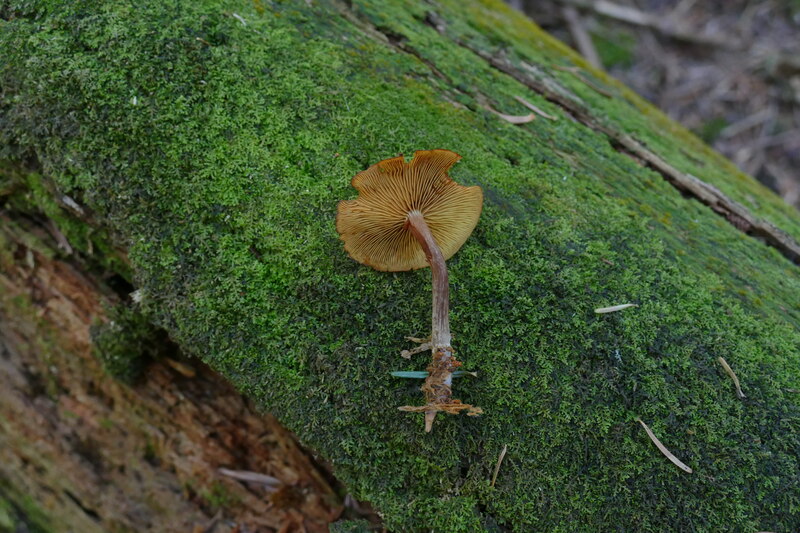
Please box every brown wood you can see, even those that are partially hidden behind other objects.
[0,211,350,532]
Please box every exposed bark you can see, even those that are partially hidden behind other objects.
[0,210,350,532]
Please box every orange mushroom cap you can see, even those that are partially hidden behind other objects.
[336,149,483,271]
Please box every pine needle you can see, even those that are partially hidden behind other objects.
[717,357,746,399]
[490,445,508,487]
[513,95,558,120]
[594,303,638,314]
[495,111,537,124]
[636,418,692,473]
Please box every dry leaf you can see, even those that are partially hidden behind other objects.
[636,418,693,473]
[594,303,638,314]
[717,357,746,399]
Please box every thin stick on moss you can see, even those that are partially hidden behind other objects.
[594,303,638,314]
[717,357,746,399]
[636,418,693,473]
[484,105,537,124]
[490,444,508,488]
[513,96,557,120]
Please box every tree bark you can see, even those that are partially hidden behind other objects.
[0,209,347,531]
[2,0,800,531]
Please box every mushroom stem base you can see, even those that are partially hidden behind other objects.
[400,212,481,432]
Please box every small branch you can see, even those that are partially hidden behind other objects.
[164,357,196,378]
[562,6,603,70]
[719,108,774,139]
[489,108,537,124]
[558,0,741,49]
[46,220,73,255]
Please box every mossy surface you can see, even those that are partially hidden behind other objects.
[0,482,51,533]
[2,0,799,531]
[90,303,158,383]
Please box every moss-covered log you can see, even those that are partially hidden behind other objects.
[2,0,800,531]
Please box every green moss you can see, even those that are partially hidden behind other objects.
[0,160,132,278]
[694,117,729,144]
[90,304,159,383]
[200,481,240,512]
[0,499,13,533]
[2,0,799,531]
[329,519,372,533]
[0,483,51,533]
[591,26,636,69]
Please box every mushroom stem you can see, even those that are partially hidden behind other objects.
[406,210,459,432]
[406,211,451,348]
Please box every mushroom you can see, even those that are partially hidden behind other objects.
[336,149,483,432]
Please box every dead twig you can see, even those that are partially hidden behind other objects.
[717,357,746,399]
[490,445,508,488]
[636,418,693,473]
[558,0,741,49]
[719,108,774,139]
[562,6,603,70]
